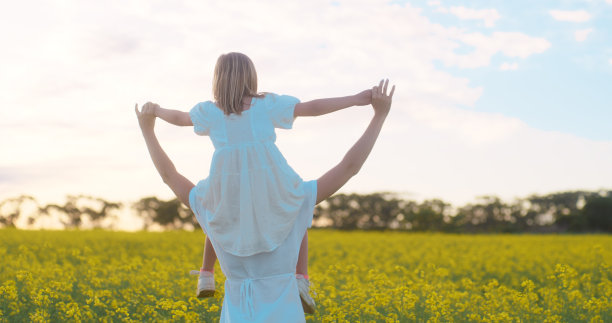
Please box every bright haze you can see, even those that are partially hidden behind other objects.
[1,0,611,218]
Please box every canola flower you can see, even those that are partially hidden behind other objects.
[0,229,610,322]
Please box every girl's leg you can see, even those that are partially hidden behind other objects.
[296,231,308,276]
[201,237,217,272]
[195,237,217,298]
[296,231,315,314]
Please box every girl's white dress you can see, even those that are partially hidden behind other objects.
[188,93,316,322]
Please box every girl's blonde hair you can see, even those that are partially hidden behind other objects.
[213,52,263,115]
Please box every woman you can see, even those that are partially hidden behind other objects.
[135,78,394,322]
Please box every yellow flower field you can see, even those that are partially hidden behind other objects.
[0,229,610,322]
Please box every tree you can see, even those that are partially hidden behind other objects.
[314,194,364,230]
[581,196,612,232]
[39,195,121,229]
[526,191,604,231]
[0,195,37,228]
[132,196,199,230]
[452,196,508,232]
[314,193,404,230]
[407,199,450,232]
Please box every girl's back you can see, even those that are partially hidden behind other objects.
[189,93,312,257]
[190,93,296,148]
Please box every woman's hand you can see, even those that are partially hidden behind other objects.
[354,89,372,106]
[134,102,195,207]
[371,79,395,116]
[315,79,395,204]
[135,102,158,132]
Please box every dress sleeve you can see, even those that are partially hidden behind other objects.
[265,93,300,129]
[189,102,210,136]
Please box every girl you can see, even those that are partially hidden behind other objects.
[135,52,394,321]
[150,52,371,313]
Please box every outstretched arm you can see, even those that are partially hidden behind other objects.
[144,102,193,126]
[135,103,195,206]
[316,80,395,204]
[157,106,193,126]
[294,89,371,118]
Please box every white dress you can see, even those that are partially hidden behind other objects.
[189,93,311,257]
[188,93,316,322]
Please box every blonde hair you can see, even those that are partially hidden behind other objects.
[213,52,263,115]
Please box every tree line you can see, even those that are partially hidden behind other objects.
[1,190,610,232]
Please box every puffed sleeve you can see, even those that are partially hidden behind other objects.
[189,102,210,136]
[265,93,300,129]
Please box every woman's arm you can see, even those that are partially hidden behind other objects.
[316,80,395,204]
[135,103,195,206]
[294,89,371,118]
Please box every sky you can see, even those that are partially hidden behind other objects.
[1,0,611,228]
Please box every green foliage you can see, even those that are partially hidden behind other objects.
[2,190,610,232]
[313,190,612,233]
[132,196,199,230]
[582,196,612,232]
[38,195,121,229]
[0,195,36,227]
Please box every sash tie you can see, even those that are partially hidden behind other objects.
[229,272,295,320]
[240,278,255,319]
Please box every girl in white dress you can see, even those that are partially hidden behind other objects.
[135,52,394,322]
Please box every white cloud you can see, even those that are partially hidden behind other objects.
[574,28,593,42]
[407,102,524,145]
[439,32,550,68]
[549,9,591,22]
[447,6,501,27]
[426,0,441,6]
[607,0,612,4]
[609,58,612,65]
[332,102,612,206]
[500,62,519,70]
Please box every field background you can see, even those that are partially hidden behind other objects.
[0,229,610,322]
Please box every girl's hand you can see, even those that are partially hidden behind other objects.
[354,90,372,106]
[371,79,395,116]
[135,102,158,131]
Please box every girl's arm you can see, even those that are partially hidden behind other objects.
[294,89,371,118]
[154,105,193,127]
[316,80,395,204]
[135,103,195,206]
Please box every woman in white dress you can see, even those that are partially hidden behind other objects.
[135,53,394,322]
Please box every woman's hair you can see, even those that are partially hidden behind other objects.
[213,52,263,115]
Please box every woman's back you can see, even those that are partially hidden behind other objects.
[190,180,316,322]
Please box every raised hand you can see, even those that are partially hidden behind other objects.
[371,79,395,116]
[315,79,395,204]
[135,102,159,132]
[134,101,195,207]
